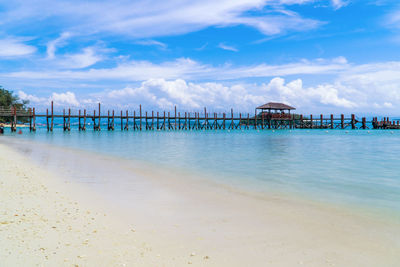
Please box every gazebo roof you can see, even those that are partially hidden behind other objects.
[256,102,295,110]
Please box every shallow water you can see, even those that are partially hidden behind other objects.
[4,127,400,217]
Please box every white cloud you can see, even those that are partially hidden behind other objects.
[46,32,72,59]
[0,38,36,57]
[331,0,348,9]
[59,47,103,69]
[136,40,167,49]
[0,0,324,38]
[2,57,349,81]
[50,92,80,106]
[218,43,238,52]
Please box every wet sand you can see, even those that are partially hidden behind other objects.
[0,140,399,266]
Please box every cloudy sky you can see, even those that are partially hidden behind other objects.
[1,0,400,114]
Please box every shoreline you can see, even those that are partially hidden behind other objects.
[1,139,400,266]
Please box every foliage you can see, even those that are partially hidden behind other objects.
[0,87,29,123]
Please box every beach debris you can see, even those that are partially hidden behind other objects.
[130,228,136,232]
[203,255,209,260]
[190,252,196,257]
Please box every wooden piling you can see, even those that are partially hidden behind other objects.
[139,105,142,131]
[330,114,334,129]
[93,110,96,131]
[29,108,32,132]
[163,111,166,130]
[175,106,177,130]
[320,114,323,128]
[157,112,159,130]
[83,109,86,131]
[341,114,344,129]
[32,108,36,131]
[231,109,234,130]
[362,117,366,129]
[185,112,187,130]
[120,111,123,131]
[51,101,54,131]
[300,114,303,128]
[68,108,71,131]
[351,114,355,129]
[98,103,101,131]
[79,110,82,130]
[152,111,154,130]
[125,110,129,130]
[310,114,313,129]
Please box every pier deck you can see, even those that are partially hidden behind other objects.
[0,102,398,132]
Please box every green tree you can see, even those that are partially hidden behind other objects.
[0,87,29,123]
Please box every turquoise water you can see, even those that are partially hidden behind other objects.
[4,127,400,215]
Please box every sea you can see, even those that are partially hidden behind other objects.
[3,125,400,219]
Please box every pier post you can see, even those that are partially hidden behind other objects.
[139,105,142,131]
[320,114,323,128]
[126,110,129,130]
[68,108,71,131]
[98,103,101,131]
[163,111,166,130]
[29,108,32,132]
[157,112,159,130]
[107,110,110,130]
[341,114,344,129]
[231,109,234,130]
[120,111,123,131]
[362,117,366,129]
[33,108,36,131]
[168,112,171,130]
[63,109,66,131]
[93,110,96,131]
[83,109,86,131]
[300,114,303,128]
[175,106,177,130]
[13,106,17,132]
[152,111,154,130]
[79,110,82,130]
[145,111,148,130]
[254,110,257,129]
[185,112,187,130]
[204,107,207,129]
[330,114,334,129]
[112,110,115,130]
[310,114,313,129]
[247,113,250,129]
[133,111,136,130]
[261,113,264,130]
[351,114,355,129]
[178,112,181,130]
[51,101,54,131]
[239,113,242,129]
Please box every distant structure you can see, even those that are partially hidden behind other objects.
[256,102,295,119]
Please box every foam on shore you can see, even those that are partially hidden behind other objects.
[1,141,399,266]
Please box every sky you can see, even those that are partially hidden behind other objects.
[1,0,400,114]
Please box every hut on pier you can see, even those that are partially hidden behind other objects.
[256,102,295,119]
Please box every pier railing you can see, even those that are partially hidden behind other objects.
[0,102,398,132]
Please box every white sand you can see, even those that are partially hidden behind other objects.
[1,141,399,266]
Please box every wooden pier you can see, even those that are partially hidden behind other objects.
[0,102,399,132]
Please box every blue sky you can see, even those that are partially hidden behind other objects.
[1,0,400,114]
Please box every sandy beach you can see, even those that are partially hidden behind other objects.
[1,140,400,266]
